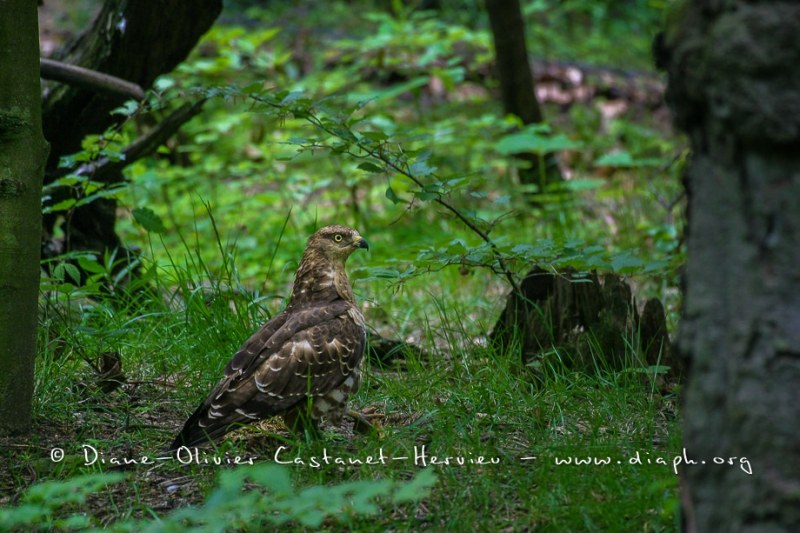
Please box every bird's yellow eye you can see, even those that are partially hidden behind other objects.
[333,234,343,242]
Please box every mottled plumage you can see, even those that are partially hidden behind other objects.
[170,225,369,449]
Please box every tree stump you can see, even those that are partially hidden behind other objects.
[490,267,682,380]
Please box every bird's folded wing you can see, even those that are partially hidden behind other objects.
[178,300,365,443]
[225,299,352,378]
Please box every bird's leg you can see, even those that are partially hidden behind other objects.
[347,407,384,435]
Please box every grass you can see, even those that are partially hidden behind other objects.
[0,229,681,530]
[4,1,685,530]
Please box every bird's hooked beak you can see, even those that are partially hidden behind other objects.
[354,235,370,250]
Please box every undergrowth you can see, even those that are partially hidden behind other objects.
[3,1,686,530]
[1,226,681,530]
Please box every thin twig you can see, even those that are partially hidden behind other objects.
[250,95,523,295]
[314,115,522,295]
[365,148,522,295]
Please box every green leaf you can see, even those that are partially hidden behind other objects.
[358,162,385,173]
[392,468,437,503]
[348,480,393,514]
[44,198,77,214]
[561,178,604,191]
[54,514,91,529]
[495,131,581,155]
[53,261,81,284]
[610,251,646,273]
[595,150,662,168]
[414,189,438,201]
[280,91,307,105]
[643,259,671,274]
[77,256,106,275]
[385,186,400,204]
[444,177,466,189]
[259,466,294,496]
[111,100,139,117]
[447,239,468,254]
[360,130,388,142]
[153,77,175,91]
[409,152,436,177]
[132,207,166,234]
[242,81,265,94]
[0,504,48,529]
[297,509,325,528]
[596,151,633,167]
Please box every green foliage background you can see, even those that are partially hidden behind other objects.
[2,1,688,531]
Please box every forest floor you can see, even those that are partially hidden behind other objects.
[3,1,685,530]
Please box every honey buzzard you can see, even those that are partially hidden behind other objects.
[170,225,369,449]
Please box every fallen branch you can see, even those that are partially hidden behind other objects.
[41,58,146,101]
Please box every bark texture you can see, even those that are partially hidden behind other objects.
[490,267,678,380]
[658,2,800,530]
[484,0,561,191]
[0,0,49,434]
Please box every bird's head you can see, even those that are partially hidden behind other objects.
[291,225,368,306]
[305,225,369,264]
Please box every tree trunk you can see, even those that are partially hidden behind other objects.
[41,0,221,265]
[484,0,561,192]
[658,2,800,530]
[0,0,49,434]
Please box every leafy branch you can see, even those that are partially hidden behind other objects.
[0,466,436,531]
[337,129,522,295]
[238,88,523,296]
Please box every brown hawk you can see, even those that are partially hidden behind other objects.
[170,225,369,449]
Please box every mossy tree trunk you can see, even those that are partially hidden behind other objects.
[658,2,800,530]
[484,0,561,193]
[0,0,49,434]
